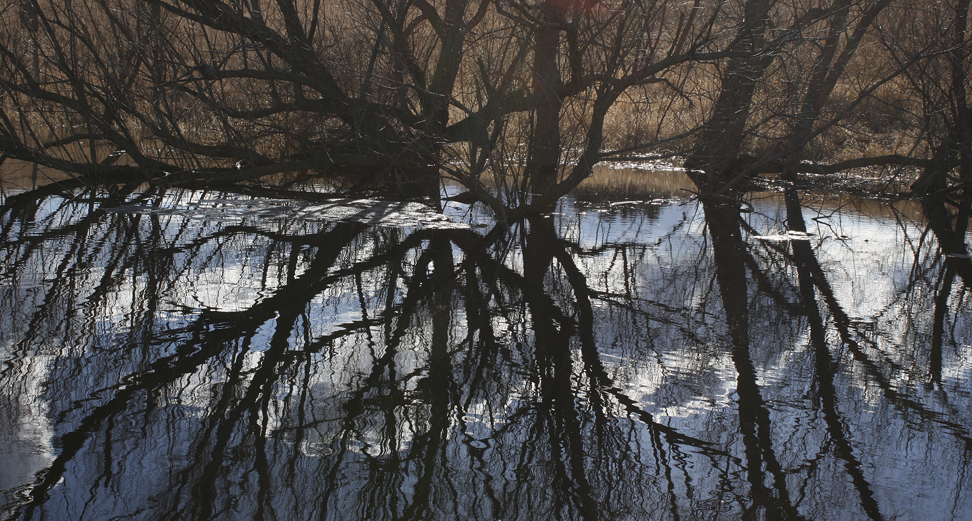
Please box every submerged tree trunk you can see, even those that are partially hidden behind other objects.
[373,0,477,197]
[954,0,972,185]
[780,0,853,182]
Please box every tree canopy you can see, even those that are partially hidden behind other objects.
[1,0,969,216]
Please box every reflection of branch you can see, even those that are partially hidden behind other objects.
[588,290,712,345]
[18,319,263,517]
[16,221,369,513]
[316,231,493,515]
[472,225,723,456]
[820,266,972,444]
[765,194,972,448]
[546,219,724,456]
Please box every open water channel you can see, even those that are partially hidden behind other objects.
[1,169,970,520]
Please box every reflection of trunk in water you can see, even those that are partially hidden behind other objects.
[174,221,369,518]
[519,216,704,518]
[931,263,955,384]
[13,184,967,518]
[703,200,801,520]
[522,216,598,520]
[315,231,460,518]
[771,192,972,444]
[921,193,972,383]
[400,235,456,521]
[470,217,723,519]
[783,189,883,521]
[542,218,703,518]
[741,187,972,515]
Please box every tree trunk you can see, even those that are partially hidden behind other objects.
[781,0,894,182]
[686,0,774,192]
[526,2,566,194]
[911,0,971,194]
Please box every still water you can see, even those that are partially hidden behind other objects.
[1,171,970,520]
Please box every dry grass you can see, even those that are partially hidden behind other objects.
[574,165,696,202]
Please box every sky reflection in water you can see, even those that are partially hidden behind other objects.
[1,175,971,520]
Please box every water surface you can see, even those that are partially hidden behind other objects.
[1,172,970,520]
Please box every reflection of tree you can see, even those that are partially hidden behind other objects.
[2,186,972,519]
[1,189,723,519]
[783,189,881,520]
[703,199,802,520]
[920,193,972,383]
[782,193,972,447]
[730,187,972,519]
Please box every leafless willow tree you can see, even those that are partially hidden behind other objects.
[0,0,967,215]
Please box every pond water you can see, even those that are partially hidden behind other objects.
[1,171,971,520]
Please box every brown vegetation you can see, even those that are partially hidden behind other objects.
[0,0,969,216]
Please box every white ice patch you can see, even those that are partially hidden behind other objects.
[750,230,813,241]
[106,195,471,229]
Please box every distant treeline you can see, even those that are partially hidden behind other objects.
[1,0,969,214]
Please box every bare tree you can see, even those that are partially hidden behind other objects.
[903,0,972,193]
[0,0,968,215]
